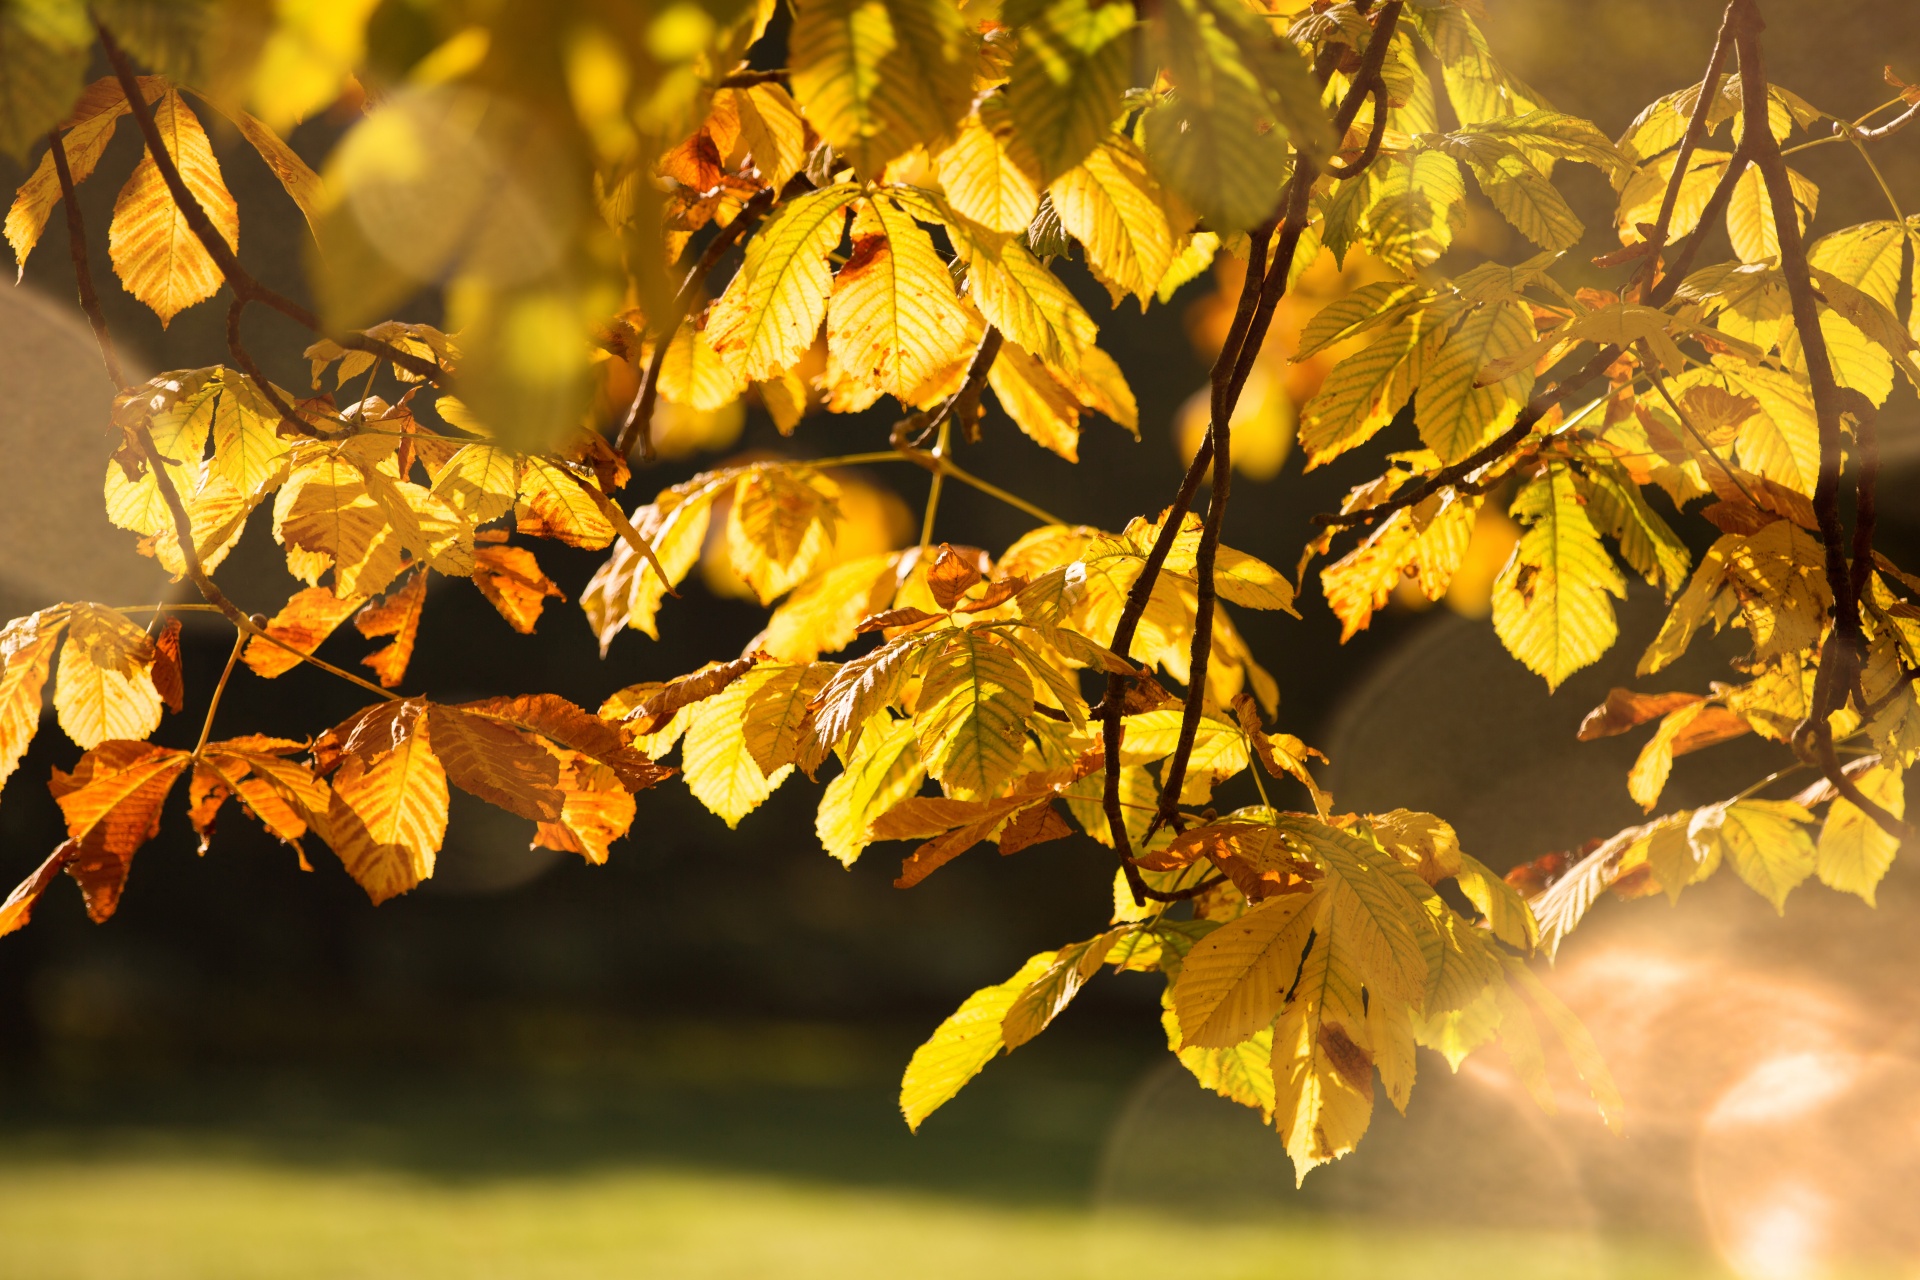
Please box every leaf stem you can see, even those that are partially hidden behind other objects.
[193,628,247,758]
[919,417,951,552]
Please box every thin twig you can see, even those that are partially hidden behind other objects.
[716,68,789,88]
[49,131,127,390]
[1638,2,1739,294]
[615,185,779,462]
[193,629,247,758]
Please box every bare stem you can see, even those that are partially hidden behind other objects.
[193,629,247,758]
[48,131,127,390]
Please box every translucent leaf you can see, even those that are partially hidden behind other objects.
[0,608,66,796]
[789,0,975,178]
[1816,763,1904,905]
[901,949,1057,1131]
[108,88,237,326]
[1492,465,1625,691]
[1003,0,1134,185]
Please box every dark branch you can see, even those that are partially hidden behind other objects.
[1639,2,1739,294]
[49,131,127,390]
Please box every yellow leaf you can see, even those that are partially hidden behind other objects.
[6,76,160,276]
[1276,813,1436,1002]
[726,466,842,605]
[579,473,730,648]
[825,196,976,401]
[356,568,427,689]
[0,608,66,796]
[680,675,793,828]
[901,949,1058,1131]
[1725,163,1818,265]
[916,628,1034,800]
[789,0,975,178]
[1172,888,1319,1048]
[1163,994,1275,1120]
[763,552,901,663]
[430,444,522,526]
[1626,700,1708,813]
[1322,491,1478,641]
[739,662,836,775]
[657,317,748,411]
[707,184,857,380]
[1003,928,1126,1048]
[245,0,381,131]
[937,207,1099,371]
[730,82,808,192]
[108,88,237,327]
[1003,0,1134,185]
[934,111,1040,237]
[987,339,1084,460]
[1694,798,1815,913]
[516,457,614,549]
[816,715,925,866]
[1492,465,1625,691]
[1415,300,1534,465]
[1048,137,1174,308]
[1298,310,1449,468]
[224,108,325,240]
[1816,763,1904,906]
[1271,910,1375,1183]
[52,604,163,750]
[324,703,448,904]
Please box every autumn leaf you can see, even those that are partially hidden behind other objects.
[1493,466,1626,691]
[108,87,238,326]
[355,569,427,688]
[789,0,974,178]
[50,740,192,921]
[901,949,1059,1131]
[0,608,67,795]
[470,544,564,634]
[323,700,448,904]
[243,587,364,679]
[53,604,164,750]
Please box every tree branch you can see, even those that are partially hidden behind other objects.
[95,21,445,388]
[1638,1,1739,294]
[615,184,779,463]
[1733,0,1907,839]
[49,131,127,390]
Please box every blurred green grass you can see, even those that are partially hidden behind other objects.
[0,1019,1748,1280]
[0,1156,1734,1280]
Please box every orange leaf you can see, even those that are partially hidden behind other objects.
[471,544,565,634]
[151,616,184,713]
[243,587,364,679]
[455,693,675,794]
[0,608,66,796]
[1576,688,1706,741]
[631,654,762,734]
[997,801,1071,855]
[0,843,79,937]
[47,741,191,921]
[108,88,238,327]
[323,706,448,904]
[532,753,636,865]
[926,543,984,610]
[425,704,564,822]
[356,568,427,688]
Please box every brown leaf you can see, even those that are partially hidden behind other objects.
[740,663,835,775]
[1112,670,1178,716]
[1,608,68,795]
[0,843,79,937]
[425,704,564,822]
[151,616,184,713]
[926,543,985,610]
[456,693,674,794]
[855,606,943,635]
[244,587,365,679]
[633,654,762,734]
[532,753,635,865]
[356,569,427,688]
[1576,688,1705,741]
[954,576,1027,614]
[312,699,430,774]
[471,545,565,634]
[1141,821,1314,902]
[1670,704,1751,757]
[1230,692,1330,811]
[997,801,1071,855]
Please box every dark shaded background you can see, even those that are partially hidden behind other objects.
[0,0,1917,1209]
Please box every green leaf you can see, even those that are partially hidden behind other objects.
[1493,465,1625,691]
[1363,151,1465,272]
[1003,0,1135,185]
[789,0,976,178]
[901,949,1058,1131]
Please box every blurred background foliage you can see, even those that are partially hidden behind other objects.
[1,0,1919,1274]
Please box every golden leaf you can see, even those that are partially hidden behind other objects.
[53,604,164,750]
[323,702,449,904]
[108,88,237,326]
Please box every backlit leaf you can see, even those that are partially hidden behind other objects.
[1816,763,1904,905]
[1492,466,1625,691]
[902,949,1059,1131]
[108,88,237,326]
[790,0,974,177]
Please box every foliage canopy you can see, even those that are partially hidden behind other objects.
[4,0,1920,1181]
